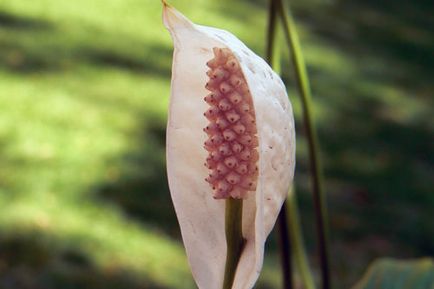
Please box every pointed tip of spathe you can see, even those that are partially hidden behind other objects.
[161,0,170,8]
[162,1,194,31]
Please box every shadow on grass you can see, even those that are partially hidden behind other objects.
[0,230,171,289]
[0,40,172,76]
[82,44,172,77]
[0,10,52,30]
[90,114,180,238]
[319,89,434,244]
[0,12,171,77]
[294,0,434,84]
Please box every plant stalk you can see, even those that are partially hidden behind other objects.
[222,198,245,289]
[286,190,316,289]
[266,0,279,69]
[275,1,331,289]
[266,1,293,289]
[277,204,294,289]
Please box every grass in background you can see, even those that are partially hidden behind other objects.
[0,0,432,288]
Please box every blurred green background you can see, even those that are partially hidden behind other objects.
[0,0,432,288]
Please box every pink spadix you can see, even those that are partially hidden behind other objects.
[203,48,259,199]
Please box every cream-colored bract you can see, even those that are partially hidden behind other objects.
[163,4,295,289]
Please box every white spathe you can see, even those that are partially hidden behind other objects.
[163,4,295,289]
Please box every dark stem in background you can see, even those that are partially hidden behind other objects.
[275,0,332,289]
[277,206,294,289]
[286,192,316,289]
[222,198,245,289]
[266,1,293,289]
[266,0,278,65]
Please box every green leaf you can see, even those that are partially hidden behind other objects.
[352,258,434,289]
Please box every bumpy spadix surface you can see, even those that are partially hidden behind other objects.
[204,47,259,199]
[163,4,295,289]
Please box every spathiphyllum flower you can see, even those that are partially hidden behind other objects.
[163,3,295,289]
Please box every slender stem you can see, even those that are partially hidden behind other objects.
[275,1,331,289]
[286,190,316,289]
[277,204,294,289]
[266,1,293,289]
[266,0,278,68]
[222,198,245,289]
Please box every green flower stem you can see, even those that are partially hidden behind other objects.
[286,190,316,289]
[277,204,294,289]
[266,1,317,289]
[266,0,279,69]
[275,1,332,289]
[222,198,245,289]
[266,2,293,289]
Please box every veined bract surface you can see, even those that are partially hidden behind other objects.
[163,3,295,289]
